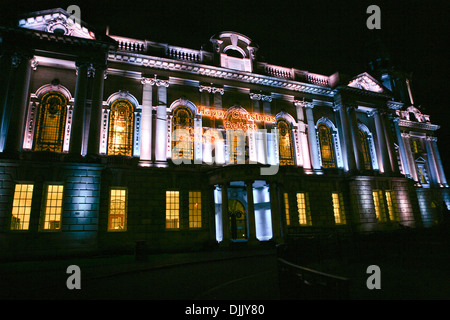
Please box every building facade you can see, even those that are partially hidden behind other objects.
[0,8,448,260]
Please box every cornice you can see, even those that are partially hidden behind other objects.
[398,119,440,131]
[107,51,335,97]
[338,85,393,99]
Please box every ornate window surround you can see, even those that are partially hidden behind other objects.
[357,122,379,171]
[275,111,300,166]
[23,83,74,152]
[167,98,201,162]
[101,91,141,156]
[315,117,343,169]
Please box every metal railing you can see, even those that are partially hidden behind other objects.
[277,257,350,300]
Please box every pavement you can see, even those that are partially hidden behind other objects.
[0,245,279,300]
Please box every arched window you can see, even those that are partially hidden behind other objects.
[359,129,372,170]
[277,118,295,165]
[317,123,336,168]
[225,108,249,163]
[172,106,194,161]
[34,91,68,153]
[108,99,134,156]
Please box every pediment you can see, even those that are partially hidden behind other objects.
[18,8,96,40]
[348,72,385,93]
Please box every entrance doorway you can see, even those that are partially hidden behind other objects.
[228,199,247,241]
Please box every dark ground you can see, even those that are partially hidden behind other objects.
[0,227,449,302]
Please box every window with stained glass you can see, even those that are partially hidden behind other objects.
[108,99,134,156]
[40,184,64,231]
[10,184,34,230]
[172,106,194,161]
[318,123,336,168]
[34,92,67,152]
[359,129,372,170]
[411,139,422,154]
[225,111,248,163]
[278,119,295,166]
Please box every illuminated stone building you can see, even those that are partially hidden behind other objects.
[0,8,448,259]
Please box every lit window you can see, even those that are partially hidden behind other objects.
[278,119,295,166]
[166,191,180,229]
[416,164,429,185]
[411,139,421,154]
[10,184,34,230]
[284,193,290,226]
[318,123,336,168]
[359,129,372,170]
[332,192,345,224]
[296,192,310,225]
[41,185,64,231]
[372,190,386,222]
[172,106,194,161]
[108,188,127,231]
[225,111,249,163]
[34,92,67,153]
[385,190,398,222]
[108,99,134,156]
[189,191,202,228]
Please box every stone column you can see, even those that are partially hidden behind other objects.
[3,51,32,155]
[212,87,224,164]
[425,136,440,186]
[249,92,260,113]
[86,64,106,158]
[221,183,230,246]
[384,113,400,174]
[347,106,363,171]
[393,118,411,177]
[213,87,224,109]
[334,103,355,172]
[305,102,321,170]
[194,115,203,164]
[294,100,309,169]
[430,137,448,187]
[372,109,391,174]
[0,52,14,153]
[246,180,257,243]
[154,78,169,166]
[70,61,89,157]
[139,77,154,166]
[402,133,418,182]
[269,181,282,244]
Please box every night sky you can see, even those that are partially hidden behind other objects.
[1,0,449,175]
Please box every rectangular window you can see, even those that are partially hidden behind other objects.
[372,190,386,222]
[296,192,310,225]
[11,184,34,230]
[108,188,127,231]
[166,191,180,229]
[41,184,64,231]
[189,191,202,228]
[332,192,345,224]
[284,193,290,226]
[385,190,398,222]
